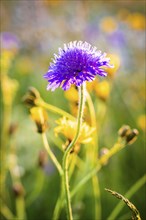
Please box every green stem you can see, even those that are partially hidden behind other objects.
[52,178,64,220]
[36,98,75,121]
[71,164,101,198]
[1,104,12,198]
[107,174,146,220]
[86,91,101,219]
[42,133,63,176]
[26,168,45,207]
[59,140,127,213]
[0,199,16,220]
[71,141,126,199]
[62,83,86,220]
[15,197,26,220]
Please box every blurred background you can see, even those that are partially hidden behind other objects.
[0,0,145,220]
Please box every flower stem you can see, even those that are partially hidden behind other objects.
[42,133,63,176]
[62,83,86,220]
[52,178,64,220]
[15,197,26,220]
[26,168,45,207]
[86,91,101,219]
[71,140,126,198]
[0,199,17,220]
[36,98,75,121]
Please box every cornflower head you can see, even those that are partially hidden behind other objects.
[44,41,113,91]
[54,117,95,145]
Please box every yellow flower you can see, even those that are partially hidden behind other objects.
[86,80,98,93]
[94,80,110,101]
[1,75,19,106]
[69,102,78,117]
[0,50,15,73]
[105,54,120,77]
[64,86,78,102]
[30,107,48,133]
[16,56,33,75]
[100,16,118,34]
[127,13,145,30]
[137,114,146,132]
[54,117,95,145]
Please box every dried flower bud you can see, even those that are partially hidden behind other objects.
[118,125,131,137]
[12,182,25,197]
[126,129,139,145]
[22,87,40,107]
[8,123,18,136]
[38,150,48,168]
[30,107,48,133]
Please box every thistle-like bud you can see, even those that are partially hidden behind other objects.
[118,125,139,145]
[126,129,139,145]
[12,182,25,197]
[22,87,40,107]
[118,125,131,137]
[30,107,48,133]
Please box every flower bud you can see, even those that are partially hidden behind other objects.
[118,125,139,145]
[8,123,18,136]
[118,125,131,137]
[22,87,40,107]
[12,182,25,197]
[99,148,110,165]
[126,129,139,145]
[30,107,48,133]
[38,150,48,168]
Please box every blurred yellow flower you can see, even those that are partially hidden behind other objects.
[137,114,146,132]
[43,0,61,7]
[69,102,78,117]
[54,117,95,145]
[1,75,19,106]
[16,56,33,75]
[100,16,118,33]
[30,107,48,133]
[95,80,110,101]
[86,80,98,93]
[127,13,145,30]
[64,86,78,102]
[105,54,120,77]
[1,50,15,73]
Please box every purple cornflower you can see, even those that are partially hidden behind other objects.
[44,41,113,91]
